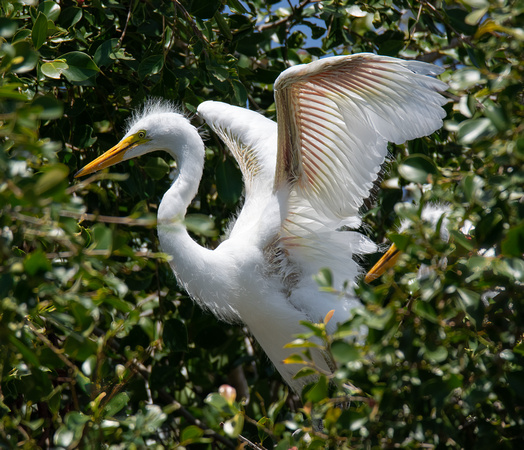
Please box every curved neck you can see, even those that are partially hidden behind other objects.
[156,125,206,261]
[157,128,205,223]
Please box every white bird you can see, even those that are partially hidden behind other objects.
[75,54,447,393]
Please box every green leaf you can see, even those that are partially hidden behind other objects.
[31,96,63,119]
[466,6,488,25]
[215,158,242,205]
[34,164,69,196]
[496,258,524,283]
[8,334,41,367]
[257,417,273,444]
[413,301,439,323]
[41,59,69,79]
[181,425,204,443]
[32,12,47,49]
[54,425,76,447]
[226,0,248,14]
[142,156,170,180]
[188,0,221,19]
[304,374,328,403]
[293,367,319,379]
[184,214,218,237]
[446,8,477,35]
[0,83,30,101]
[330,341,360,364]
[204,392,230,412]
[398,154,438,184]
[103,392,130,417]
[363,306,394,330]
[11,41,39,73]
[475,210,504,247]
[461,174,485,203]
[38,0,61,22]
[378,40,404,56]
[313,267,333,288]
[72,124,97,148]
[449,68,485,90]
[89,224,113,254]
[451,229,475,251]
[94,38,124,67]
[501,223,524,257]
[231,79,247,105]
[390,233,412,251]
[59,6,82,29]
[424,345,448,363]
[223,412,244,438]
[214,11,233,40]
[60,51,100,82]
[456,288,483,328]
[0,18,18,38]
[24,249,52,276]
[457,118,494,144]
[162,318,188,352]
[284,338,319,349]
[138,54,164,80]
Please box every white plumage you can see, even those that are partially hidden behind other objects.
[75,53,447,392]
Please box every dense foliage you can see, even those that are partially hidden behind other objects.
[1,0,523,448]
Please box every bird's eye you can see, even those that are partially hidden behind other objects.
[138,131,146,139]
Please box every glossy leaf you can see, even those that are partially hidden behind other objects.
[138,54,164,80]
[32,12,47,50]
[60,51,100,82]
[398,154,438,183]
[38,0,61,22]
[41,59,69,79]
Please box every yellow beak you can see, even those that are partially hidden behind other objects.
[365,243,401,283]
[75,133,145,178]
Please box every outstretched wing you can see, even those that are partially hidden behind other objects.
[274,54,447,288]
[274,53,448,223]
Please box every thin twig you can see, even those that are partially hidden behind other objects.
[61,209,157,227]
[257,0,314,31]
[172,0,210,46]
[118,1,133,47]
[238,433,268,450]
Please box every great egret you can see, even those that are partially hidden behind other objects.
[75,53,447,392]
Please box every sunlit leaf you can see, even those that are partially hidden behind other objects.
[60,51,100,82]
[398,154,438,184]
[41,59,69,79]
[38,0,61,22]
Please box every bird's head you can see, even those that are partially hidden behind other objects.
[75,101,192,178]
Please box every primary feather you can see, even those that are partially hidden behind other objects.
[76,53,447,392]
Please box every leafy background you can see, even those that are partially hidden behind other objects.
[1,0,523,448]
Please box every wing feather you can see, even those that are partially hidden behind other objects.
[273,54,447,290]
[274,53,447,222]
[197,101,277,195]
